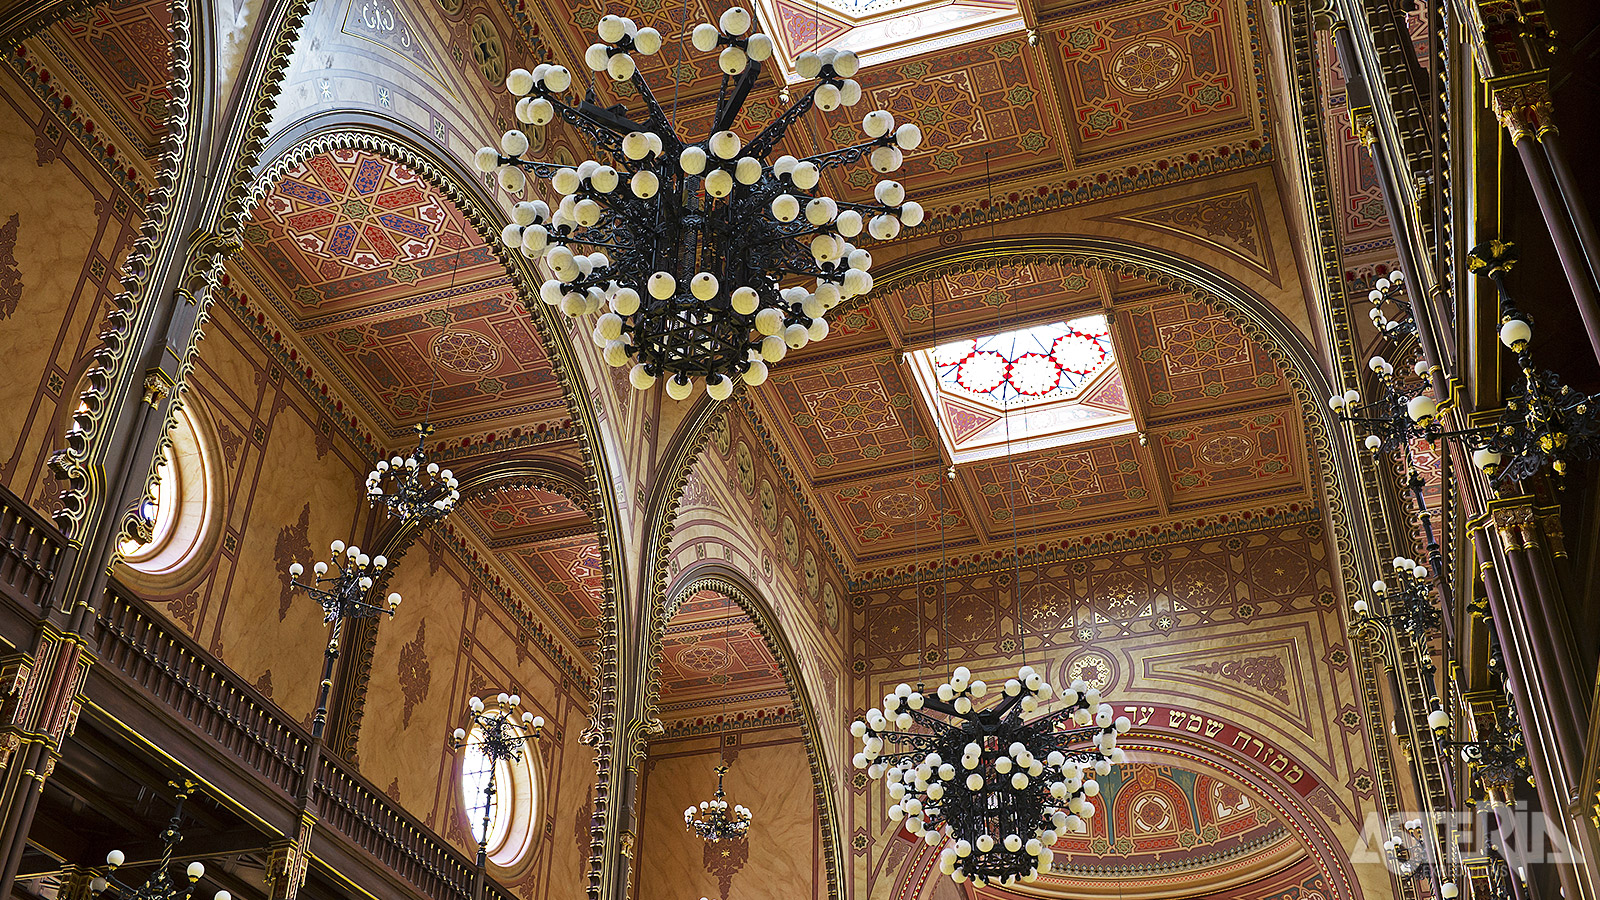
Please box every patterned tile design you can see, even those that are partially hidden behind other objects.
[1120,297,1282,418]
[48,0,173,153]
[509,535,605,630]
[1050,0,1253,164]
[244,149,495,318]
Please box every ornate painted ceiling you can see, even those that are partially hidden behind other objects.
[8,0,1386,894]
[659,589,790,726]
[748,262,1307,567]
[233,148,569,439]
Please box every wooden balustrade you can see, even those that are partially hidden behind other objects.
[0,486,514,900]
[0,482,61,612]
[92,585,311,798]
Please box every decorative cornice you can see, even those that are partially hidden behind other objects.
[849,503,1322,590]
[8,46,150,201]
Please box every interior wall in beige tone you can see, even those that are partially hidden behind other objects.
[0,66,144,517]
[358,527,597,896]
[667,412,848,778]
[637,727,824,900]
[105,293,376,723]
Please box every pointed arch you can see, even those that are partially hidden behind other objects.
[663,561,847,900]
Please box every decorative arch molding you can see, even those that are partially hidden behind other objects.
[661,562,846,900]
[454,456,598,519]
[43,0,207,536]
[847,237,1390,900]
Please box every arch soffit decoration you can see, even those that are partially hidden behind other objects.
[662,563,845,900]
[42,0,209,537]
[241,116,630,740]
[241,119,616,565]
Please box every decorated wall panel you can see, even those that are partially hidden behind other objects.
[0,65,143,518]
[110,296,377,724]
[847,515,1384,900]
[637,729,824,900]
[359,527,596,896]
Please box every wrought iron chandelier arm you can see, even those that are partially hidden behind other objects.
[623,70,682,149]
[801,137,892,173]
[744,84,821,159]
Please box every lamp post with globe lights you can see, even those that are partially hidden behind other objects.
[286,539,402,740]
[450,693,543,898]
[473,7,926,398]
[90,783,230,900]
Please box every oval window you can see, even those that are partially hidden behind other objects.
[460,722,539,869]
[116,405,222,589]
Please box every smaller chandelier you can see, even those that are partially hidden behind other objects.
[854,665,1128,887]
[92,783,230,900]
[474,8,924,398]
[367,423,459,527]
[1352,555,1440,635]
[287,539,401,623]
[451,693,543,866]
[683,764,752,842]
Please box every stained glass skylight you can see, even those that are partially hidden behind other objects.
[933,317,1115,408]
[907,315,1134,463]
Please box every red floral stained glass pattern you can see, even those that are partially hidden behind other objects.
[934,316,1113,405]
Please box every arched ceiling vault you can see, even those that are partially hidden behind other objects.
[12,0,1401,893]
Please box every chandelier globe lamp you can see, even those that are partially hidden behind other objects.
[473,7,925,398]
[286,540,402,624]
[853,665,1129,887]
[366,423,459,528]
[683,764,752,841]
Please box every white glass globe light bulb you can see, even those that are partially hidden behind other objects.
[719,6,751,34]
[665,377,694,401]
[606,54,636,81]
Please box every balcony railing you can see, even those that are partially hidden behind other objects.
[0,484,515,900]
[0,482,62,612]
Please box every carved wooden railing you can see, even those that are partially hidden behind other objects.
[0,481,62,612]
[93,584,310,798]
[316,754,515,900]
[0,487,511,900]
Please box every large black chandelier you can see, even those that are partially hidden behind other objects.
[366,423,459,528]
[683,763,751,841]
[473,7,924,398]
[92,783,229,900]
[853,666,1128,887]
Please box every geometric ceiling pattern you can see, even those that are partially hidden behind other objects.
[750,265,1304,567]
[42,0,174,158]
[658,590,789,726]
[234,150,566,438]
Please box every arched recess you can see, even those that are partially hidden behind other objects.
[233,119,631,796]
[241,115,617,608]
[884,735,1365,900]
[661,561,846,900]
